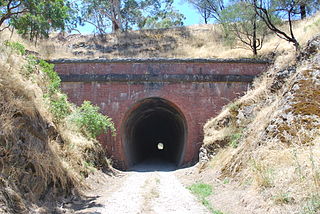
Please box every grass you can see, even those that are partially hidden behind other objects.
[302,194,320,214]
[0,38,113,212]
[229,132,242,148]
[272,192,294,205]
[187,183,224,214]
[0,12,319,60]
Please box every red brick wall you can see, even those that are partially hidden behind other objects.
[53,59,268,169]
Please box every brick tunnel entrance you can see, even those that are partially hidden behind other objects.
[122,97,187,168]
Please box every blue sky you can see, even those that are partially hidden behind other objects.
[173,0,203,25]
[77,0,203,34]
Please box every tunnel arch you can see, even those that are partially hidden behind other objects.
[122,97,188,168]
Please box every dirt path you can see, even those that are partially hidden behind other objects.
[71,166,209,214]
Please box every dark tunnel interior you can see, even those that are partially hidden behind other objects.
[123,98,187,169]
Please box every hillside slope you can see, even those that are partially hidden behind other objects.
[0,43,113,213]
[0,13,319,60]
[196,35,320,213]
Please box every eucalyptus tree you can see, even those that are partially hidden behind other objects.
[220,0,269,56]
[0,0,70,40]
[80,0,185,33]
[252,0,320,50]
[188,0,225,22]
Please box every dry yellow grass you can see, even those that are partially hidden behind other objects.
[0,12,319,60]
[202,29,320,213]
[0,43,111,213]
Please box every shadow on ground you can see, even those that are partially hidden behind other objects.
[128,158,178,172]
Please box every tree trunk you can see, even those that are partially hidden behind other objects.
[204,9,208,24]
[300,4,306,19]
[112,20,120,32]
[111,0,122,32]
[252,14,257,56]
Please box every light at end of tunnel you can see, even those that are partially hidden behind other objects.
[157,142,164,150]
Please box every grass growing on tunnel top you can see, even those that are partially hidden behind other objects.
[187,183,224,214]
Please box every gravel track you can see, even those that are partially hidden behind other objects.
[74,164,209,214]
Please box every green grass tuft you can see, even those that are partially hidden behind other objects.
[187,183,224,214]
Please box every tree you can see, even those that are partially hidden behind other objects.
[80,0,122,34]
[220,1,268,56]
[188,0,212,24]
[188,0,225,22]
[252,0,320,50]
[141,1,185,29]
[80,0,185,33]
[0,0,70,40]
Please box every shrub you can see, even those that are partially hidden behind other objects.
[23,55,38,77]
[48,94,71,121]
[38,59,61,94]
[70,101,116,138]
[3,40,26,55]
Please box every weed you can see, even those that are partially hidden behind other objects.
[252,160,274,188]
[228,102,240,113]
[81,161,96,177]
[38,59,61,94]
[187,183,224,214]
[229,132,242,148]
[188,183,213,198]
[156,178,160,184]
[272,192,294,205]
[302,194,320,214]
[3,40,26,55]
[309,148,320,189]
[23,55,38,77]
[292,149,305,180]
[223,178,230,184]
[47,94,71,121]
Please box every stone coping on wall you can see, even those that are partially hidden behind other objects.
[59,73,256,83]
[49,58,270,64]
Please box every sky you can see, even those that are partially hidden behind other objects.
[77,0,204,34]
[173,0,204,25]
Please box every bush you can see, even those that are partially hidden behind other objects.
[3,40,26,55]
[49,94,71,121]
[23,55,38,77]
[70,101,116,138]
[38,59,61,94]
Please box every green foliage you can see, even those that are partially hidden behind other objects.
[70,101,116,139]
[79,0,185,33]
[0,0,70,40]
[3,40,26,55]
[49,94,70,121]
[22,55,38,78]
[38,59,61,94]
[229,132,242,148]
[220,1,268,55]
[188,183,213,198]
[188,0,224,22]
[188,183,223,213]
[19,52,116,138]
[24,56,70,121]
[142,8,185,29]
[223,178,230,184]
